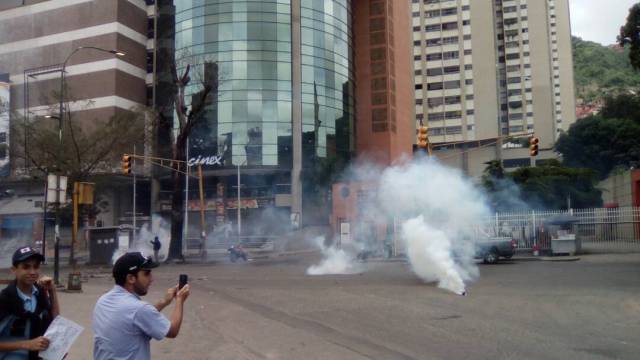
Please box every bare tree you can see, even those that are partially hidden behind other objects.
[10,97,147,183]
[161,61,218,261]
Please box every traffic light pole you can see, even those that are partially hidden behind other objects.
[132,145,136,243]
[121,153,207,254]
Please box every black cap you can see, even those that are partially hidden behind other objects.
[112,252,157,279]
[12,246,45,266]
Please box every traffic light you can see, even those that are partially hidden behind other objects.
[529,136,539,157]
[417,126,429,149]
[121,154,132,175]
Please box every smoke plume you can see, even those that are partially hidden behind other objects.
[306,236,361,275]
[307,156,490,294]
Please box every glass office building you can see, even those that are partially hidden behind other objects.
[172,0,354,227]
[174,0,353,166]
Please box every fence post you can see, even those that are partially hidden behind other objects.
[532,210,537,250]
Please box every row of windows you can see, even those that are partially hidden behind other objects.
[418,80,461,90]
[176,4,292,26]
[429,126,462,136]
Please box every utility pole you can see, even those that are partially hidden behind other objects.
[132,144,137,243]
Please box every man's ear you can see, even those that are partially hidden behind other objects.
[10,266,17,276]
[126,273,137,285]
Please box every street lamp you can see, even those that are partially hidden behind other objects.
[50,46,125,284]
[236,159,247,240]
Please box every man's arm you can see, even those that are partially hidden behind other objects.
[0,337,50,352]
[38,276,59,318]
[165,285,190,339]
[155,286,177,312]
[49,286,60,318]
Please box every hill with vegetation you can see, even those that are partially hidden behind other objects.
[572,36,640,102]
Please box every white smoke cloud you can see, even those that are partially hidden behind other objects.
[307,156,489,294]
[377,157,486,294]
[111,214,171,264]
[306,236,361,276]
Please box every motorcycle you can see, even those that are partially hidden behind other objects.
[227,244,248,263]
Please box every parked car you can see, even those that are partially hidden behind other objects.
[475,237,516,264]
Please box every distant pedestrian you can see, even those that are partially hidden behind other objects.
[150,236,161,263]
[0,246,60,359]
[92,252,190,360]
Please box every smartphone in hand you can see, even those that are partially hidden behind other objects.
[179,274,188,290]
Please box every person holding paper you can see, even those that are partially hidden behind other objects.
[0,246,60,360]
[92,252,190,360]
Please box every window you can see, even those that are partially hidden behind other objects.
[425,10,441,18]
[426,38,442,47]
[444,95,461,104]
[443,66,459,74]
[442,22,458,31]
[427,68,443,76]
[428,112,444,121]
[425,24,441,32]
[426,53,443,61]
[442,36,458,45]
[0,132,6,143]
[442,51,459,60]
[445,111,461,119]
[503,158,531,168]
[441,8,457,16]
[444,80,460,89]
[428,82,443,90]
[428,98,444,107]
[445,126,462,135]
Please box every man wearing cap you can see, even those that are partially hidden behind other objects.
[0,246,59,359]
[92,252,190,360]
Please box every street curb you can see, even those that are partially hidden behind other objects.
[539,256,581,262]
[512,256,581,262]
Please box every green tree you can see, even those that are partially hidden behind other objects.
[573,36,640,102]
[10,96,146,184]
[508,160,602,210]
[599,92,640,121]
[619,3,640,70]
[481,160,602,210]
[555,115,640,179]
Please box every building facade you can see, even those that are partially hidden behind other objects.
[170,0,412,235]
[411,0,576,175]
[0,0,154,240]
[0,0,414,247]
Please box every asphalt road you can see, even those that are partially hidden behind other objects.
[55,253,640,360]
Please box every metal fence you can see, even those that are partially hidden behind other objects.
[477,207,640,254]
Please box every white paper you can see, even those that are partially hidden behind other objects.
[39,316,84,360]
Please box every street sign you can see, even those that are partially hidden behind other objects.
[46,174,67,204]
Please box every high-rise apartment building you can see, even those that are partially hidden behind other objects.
[411,0,576,175]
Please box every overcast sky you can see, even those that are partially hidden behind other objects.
[570,0,638,45]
